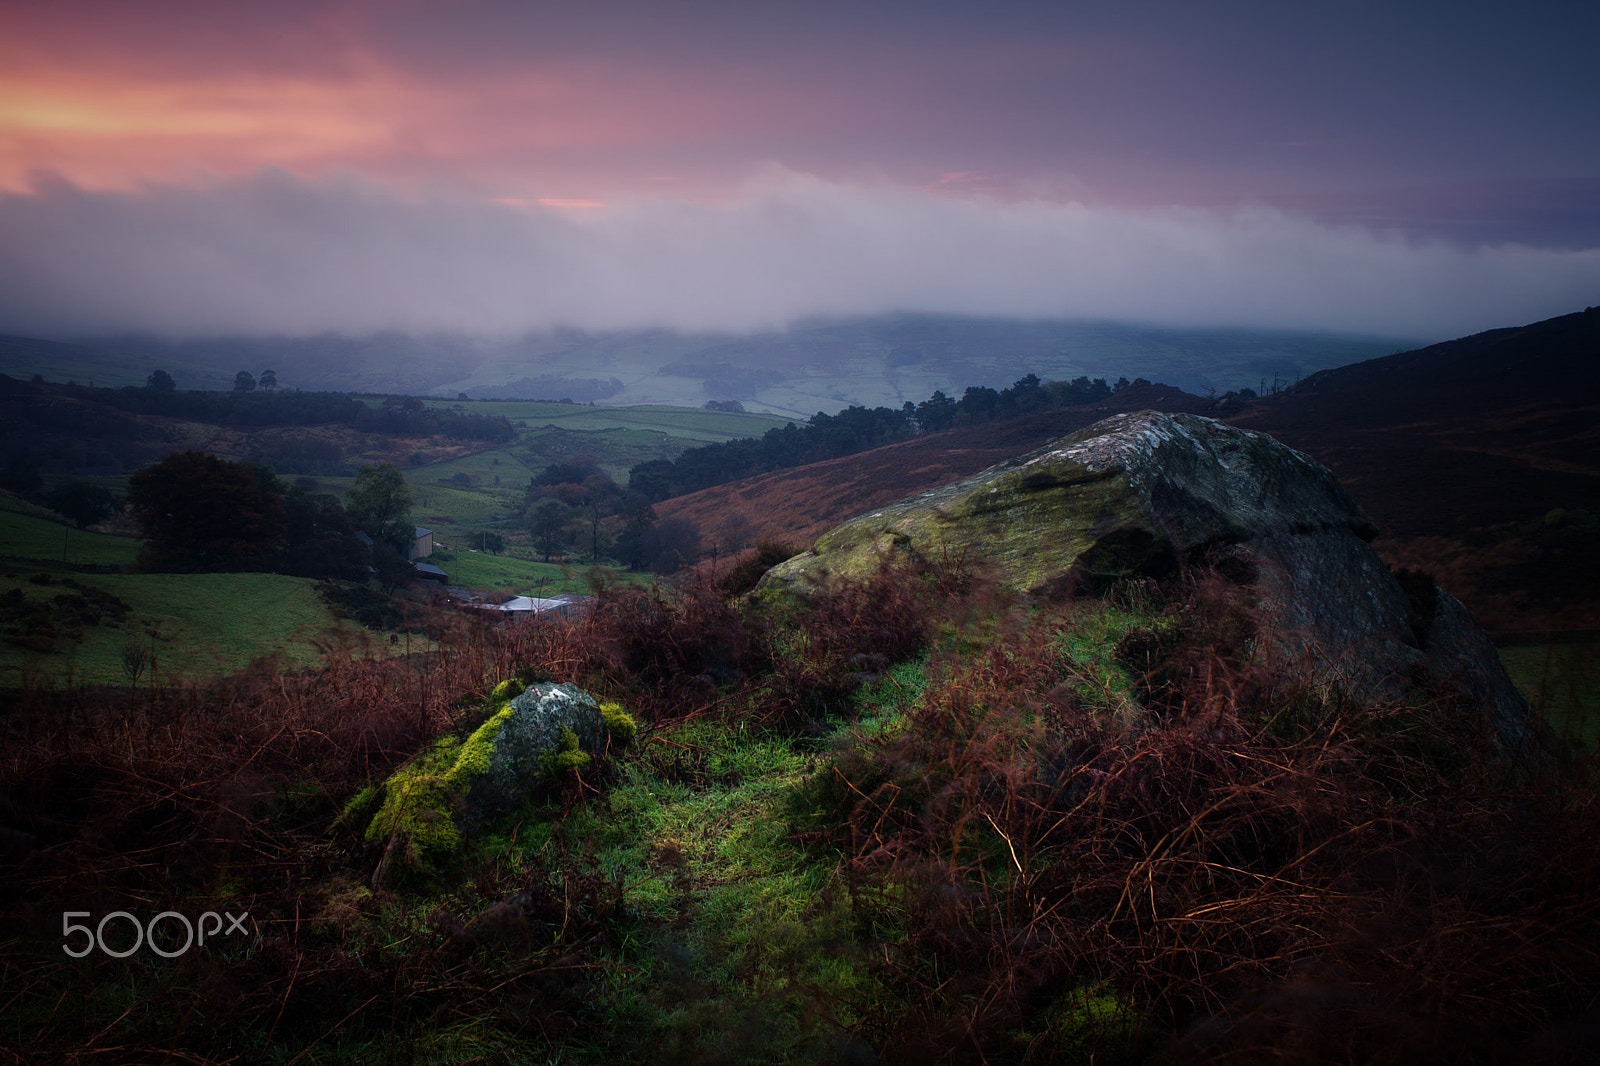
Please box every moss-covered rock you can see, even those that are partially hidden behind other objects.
[357,682,611,877]
[759,411,1377,599]
[489,677,525,704]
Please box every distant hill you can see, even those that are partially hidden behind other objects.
[1228,306,1600,631]
[1,316,1411,414]
[0,333,234,391]
[1227,306,1599,538]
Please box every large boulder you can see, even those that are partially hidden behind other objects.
[758,411,1531,748]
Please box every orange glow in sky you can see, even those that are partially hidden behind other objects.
[0,44,738,203]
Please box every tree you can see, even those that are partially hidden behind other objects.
[580,502,612,562]
[527,499,570,562]
[276,489,368,580]
[259,368,278,391]
[641,517,701,574]
[371,541,415,594]
[344,463,413,549]
[613,499,658,571]
[233,370,256,393]
[127,451,285,572]
[916,390,958,433]
[0,455,43,498]
[146,369,176,392]
[45,480,118,529]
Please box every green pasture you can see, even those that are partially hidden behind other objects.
[1500,641,1600,751]
[429,547,647,596]
[0,500,141,568]
[404,449,534,492]
[0,570,361,687]
[408,483,522,528]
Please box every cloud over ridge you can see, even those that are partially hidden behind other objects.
[2,168,1596,341]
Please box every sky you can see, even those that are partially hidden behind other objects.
[0,0,1597,341]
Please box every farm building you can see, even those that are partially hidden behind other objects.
[410,527,434,559]
[412,561,449,584]
[459,593,591,622]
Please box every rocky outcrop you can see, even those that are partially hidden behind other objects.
[759,411,1531,748]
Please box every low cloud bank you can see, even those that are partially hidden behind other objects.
[1,168,1595,341]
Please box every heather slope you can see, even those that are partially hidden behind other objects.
[658,383,1209,549]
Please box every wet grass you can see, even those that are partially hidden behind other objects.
[0,498,141,568]
[0,569,362,686]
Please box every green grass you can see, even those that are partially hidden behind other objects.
[0,570,362,686]
[1499,641,1600,751]
[466,711,894,1061]
[0,499,141,567]
[404,448,536,492]
[431,547,648,595]
[407,483,521,527]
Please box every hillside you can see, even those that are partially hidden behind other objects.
[1228,307,1600,632]
[0,497,388,687]
[1229,306,1600,536]
[657,383,1211,548]
[5,425,1596,1064]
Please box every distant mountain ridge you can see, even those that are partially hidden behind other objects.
[0,315,1411,414]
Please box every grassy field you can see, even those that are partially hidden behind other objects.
[430,547,650,595]
[0,500,142,568]
[1500,641,1600,750]
[403,449,536,493]
[0,497,401,687]
[0,569,364,687]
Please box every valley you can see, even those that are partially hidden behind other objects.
[0,309,1595,1065]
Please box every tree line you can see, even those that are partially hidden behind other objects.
[627,373,1137,501]
[91,375,514,441]
[125,453,415,581]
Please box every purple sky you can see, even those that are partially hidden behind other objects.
[1,0,1596,339]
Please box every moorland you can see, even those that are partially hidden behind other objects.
[0,309,1597,1064]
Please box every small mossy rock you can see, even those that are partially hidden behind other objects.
[461,682,603,826]
[360,682,607,878]
[758,411,1531,749]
